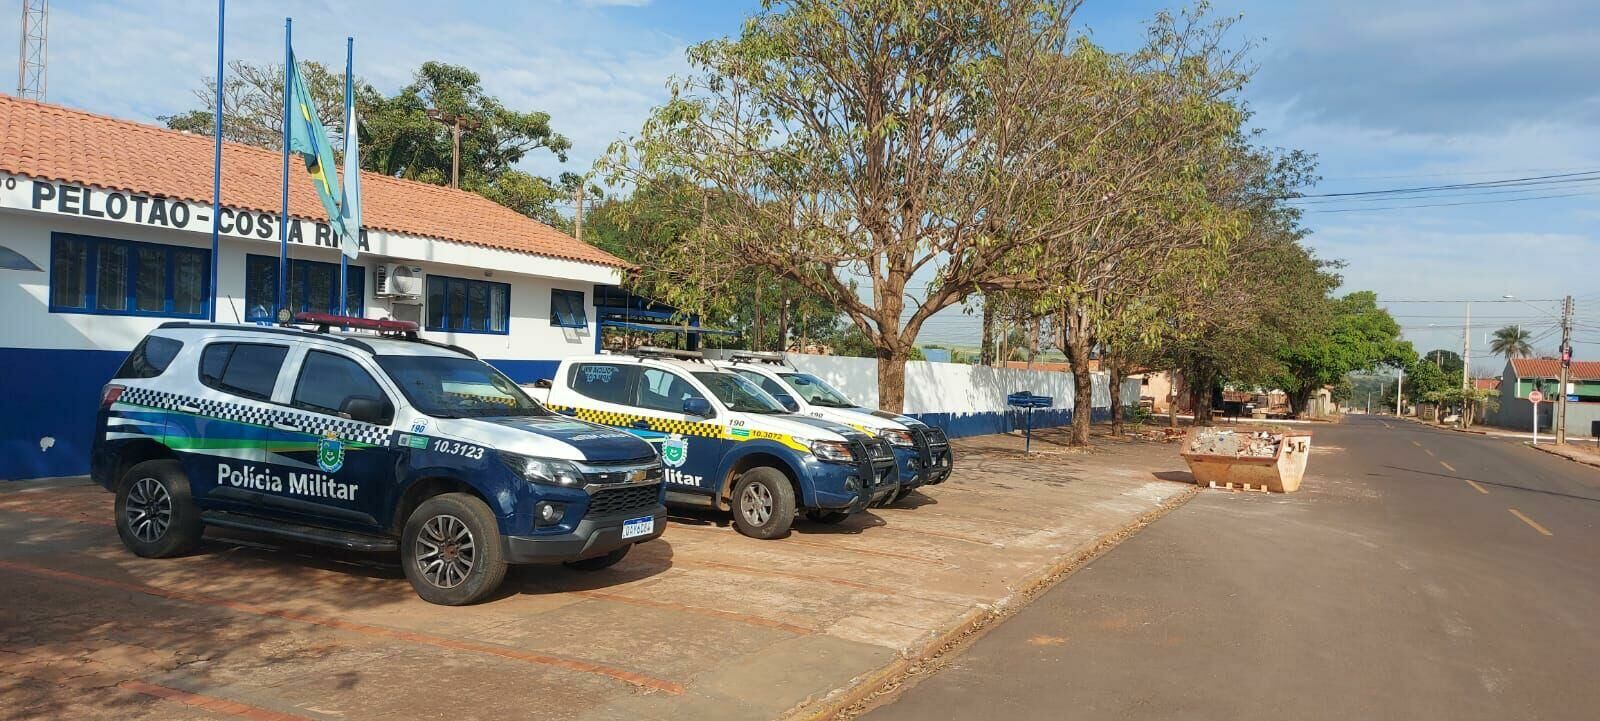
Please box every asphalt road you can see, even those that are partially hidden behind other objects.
[864,416,1600,721]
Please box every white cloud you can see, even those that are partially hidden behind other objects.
[583,0,654,6]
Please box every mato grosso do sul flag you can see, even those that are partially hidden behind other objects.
[286,48,352,256]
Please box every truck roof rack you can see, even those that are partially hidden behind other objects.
[627,346,707,362]
[155,317,478,359]
[726,351,791,367]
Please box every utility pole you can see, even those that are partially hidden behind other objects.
[573,184,584,241]
[1557,295,1573,444]
[425,109,479,189]
[1462,302,1471,394]
[1395,367,1404,417]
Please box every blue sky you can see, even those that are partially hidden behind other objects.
[26,0,1600,371]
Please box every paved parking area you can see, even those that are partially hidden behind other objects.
[0,431,1190,721]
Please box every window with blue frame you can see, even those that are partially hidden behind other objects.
[48,232,210,318]
[426,275,509,334]
[244,255,364,322]
[550,288,587,328]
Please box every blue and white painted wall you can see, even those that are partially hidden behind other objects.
[0,174,619,481]
[784,353,1140,438]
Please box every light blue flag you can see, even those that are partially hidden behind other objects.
[339,102,362,259]
[286,48,350,246]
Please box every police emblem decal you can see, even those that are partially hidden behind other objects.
[317,430,346,473]
[661,433,688,468]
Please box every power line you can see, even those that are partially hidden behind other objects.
[1318,166,1600,182]
[1285,169,1600,200]
[1286,178,1600,205]
[1302,190,1600,214]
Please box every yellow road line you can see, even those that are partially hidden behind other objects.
[1463,479,1488,494]
[1425,448,1435,457]
[1508,508,1553,536]
[1440,461,1456,473]
[1412,440,1422,448]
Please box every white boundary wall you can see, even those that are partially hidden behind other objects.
[784,353,1113,413]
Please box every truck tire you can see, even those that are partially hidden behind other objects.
[804,510,850,524]
[563,544,630,571]
[731,467,796,540]
[402,493,508,606]
[115,460,204,558]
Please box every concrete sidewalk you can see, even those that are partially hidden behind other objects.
[0,429,1192,721]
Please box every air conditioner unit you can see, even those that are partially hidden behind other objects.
[376,263,423,298]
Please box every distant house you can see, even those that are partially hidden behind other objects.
[1486,358,1600,436]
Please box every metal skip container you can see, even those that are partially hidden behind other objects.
[1179,427,1313,492]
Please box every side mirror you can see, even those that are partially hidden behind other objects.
[682,397,714,417]
[773,393,800,412]
[341,396,392,425]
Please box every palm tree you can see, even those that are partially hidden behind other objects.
[1489,325,1533,360]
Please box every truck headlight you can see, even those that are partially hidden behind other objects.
[879,428,915,448]
[500,452,585,488]
[810,439,855,464]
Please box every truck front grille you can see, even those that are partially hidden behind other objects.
[585,483,661,519]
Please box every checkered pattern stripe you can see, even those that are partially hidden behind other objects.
[117,387,394,446]
[548,404,722,439]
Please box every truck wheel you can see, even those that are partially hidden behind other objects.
[402,493,508,606]
[115,460,203,558]
[731,467,796,540]
[804,510,850,524]
[564,545,630,571]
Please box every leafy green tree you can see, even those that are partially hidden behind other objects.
[603,1,1248,413]
[1489,325,1534,361]
[1274,291,1412,416]
[1422,349,1464,378]
[163,60,362,149]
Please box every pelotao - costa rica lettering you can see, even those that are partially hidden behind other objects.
[217,463,357,501]
[17,177,368,251]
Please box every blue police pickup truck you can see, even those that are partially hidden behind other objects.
[533,348,900,539]
[91,314,666,605]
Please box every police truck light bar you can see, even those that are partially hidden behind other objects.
[291,312,419,335]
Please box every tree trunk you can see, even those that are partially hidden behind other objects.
[1168,369,1181,428]
[1187,366,1216,426]
[1059,308,1094,446]
[1107,354,1124,436]
[1027,317,1039,368]
[753,282,764,351]
[980,301,995,366]
[876,347,908,413]
[777,298,789,353]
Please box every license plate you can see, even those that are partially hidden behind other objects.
[621,516,654,540]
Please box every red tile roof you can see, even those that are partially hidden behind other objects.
[1473,378,1500,391]
[0,95,630,269]
[1510,358,1600,380]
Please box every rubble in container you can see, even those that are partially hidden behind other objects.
[1187,428,1281,458]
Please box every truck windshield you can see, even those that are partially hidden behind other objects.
[375,355,547,418]
[691,371,789,414]
[778,372,856,408]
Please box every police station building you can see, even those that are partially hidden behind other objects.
[0,96,632,481]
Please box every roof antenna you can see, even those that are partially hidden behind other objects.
[17,0,47,100]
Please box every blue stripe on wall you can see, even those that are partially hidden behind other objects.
[0,347,126,480]
[909,407,1108,439]
[486,359,560,385]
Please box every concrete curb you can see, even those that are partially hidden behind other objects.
[784,483,1202,721]
[1527,442,1600,470]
